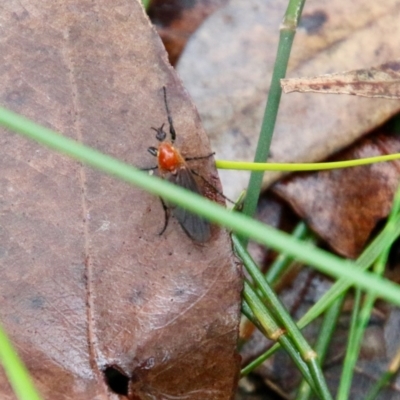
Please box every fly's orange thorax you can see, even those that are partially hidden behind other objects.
[157,142,185,173]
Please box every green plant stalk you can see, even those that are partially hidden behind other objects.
[336,288,362,400]
[308,357,333,400]
[243,281,318,395]
[235,235,316,356]
[241,345,277,376]
[278,336,317,394]
[315,293,346,360]
[341,293,376,396]
[243,281,282,338]
[241,0,306,223]
[1,107,400,306]
[237,237,332,399]
[141,0,151,11]
[295,294,345,400]
[216,154,400,171]
[241,299,266,334]
[265,221,311,285]
[241,213,400,375]
[0,324,42,400]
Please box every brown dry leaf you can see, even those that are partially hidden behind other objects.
[273,134,400,258]
[281,59,400,98]
[0,1,241,399]
[177,0,400,200]
[149,0,228,65]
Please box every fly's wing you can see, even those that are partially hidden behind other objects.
[168,167,211,243]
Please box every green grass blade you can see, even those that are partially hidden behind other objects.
[241,0,306,222]
[295,295,345,400]
[1,107,400,307]
[0,324,42,400]
[336,288,362,400]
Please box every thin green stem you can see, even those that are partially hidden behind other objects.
[241,299,267,335]
[336,288,362,400]
[0,324,42,400]
[141,0,151,11]
[265,221,311,285]
[243,281,318,393]
[236,236,314,353]
[295,295,345,400]
[215,154,400,171]
[241,0,306,225]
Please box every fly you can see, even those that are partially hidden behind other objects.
[146,87,214,243]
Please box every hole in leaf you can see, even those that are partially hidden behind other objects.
[103,365,129,396]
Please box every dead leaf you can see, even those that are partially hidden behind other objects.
[281,60,400,98]
[177,0,400,200]
[149,0,228,65]
[0,1,241,399]
[273,134,400,258]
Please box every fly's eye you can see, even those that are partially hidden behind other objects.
[151,124,167,142]
[148,147,158,157]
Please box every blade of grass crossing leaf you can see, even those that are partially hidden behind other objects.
[2,109,400,306]
[0,324,42,400]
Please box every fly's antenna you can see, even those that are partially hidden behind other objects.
[163,86,176,143]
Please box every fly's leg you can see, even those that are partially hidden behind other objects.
[158,197,170,236]
[141,166,158,171]
[185,152,215,162]
[190,169,235,205]
[141,147,159,171]
[185,151,234,204]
